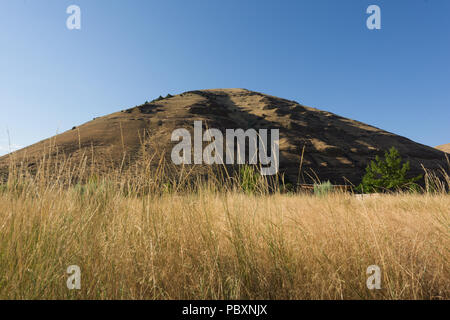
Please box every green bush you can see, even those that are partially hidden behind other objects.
[151,95,164,103]
[238,165,260,194]
[357,147,422,193]
[314,181,333,196]
[151,94,173,103]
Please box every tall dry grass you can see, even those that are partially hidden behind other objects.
[0,150,448,299]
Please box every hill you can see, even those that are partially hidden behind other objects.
[436,143,450,153]
[0,89,447,185]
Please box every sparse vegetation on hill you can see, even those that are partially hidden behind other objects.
[150,93,173,103]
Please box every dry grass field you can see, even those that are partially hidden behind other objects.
[0,154,448,300]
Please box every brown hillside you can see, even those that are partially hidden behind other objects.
[0,89,447,185]
[436,143,450,153]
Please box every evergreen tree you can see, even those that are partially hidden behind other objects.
[357,147,422,193]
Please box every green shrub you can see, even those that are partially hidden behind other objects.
[151,94,172,103]
[314,180,333,196]
[238,165,260,194]
[151,96,164,103]
[357,147,422,193]
[280,182,294,194]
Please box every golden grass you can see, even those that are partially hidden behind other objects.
[0,187,448,299]
[0,150,448,300]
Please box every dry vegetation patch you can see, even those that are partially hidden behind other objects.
[0,189,448,299]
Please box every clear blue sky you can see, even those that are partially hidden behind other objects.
[1,0,449,155]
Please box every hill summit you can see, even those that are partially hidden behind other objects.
[1,89,447,185]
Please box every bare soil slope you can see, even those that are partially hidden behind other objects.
[0,89,447,185]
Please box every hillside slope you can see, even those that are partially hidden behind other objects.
[1,89,447,185]
[436,143,450,153]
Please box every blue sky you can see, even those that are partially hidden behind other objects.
[0,0,449,155]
